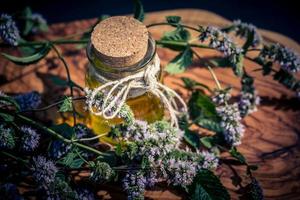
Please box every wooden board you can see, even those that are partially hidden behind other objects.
[1,9,300,200]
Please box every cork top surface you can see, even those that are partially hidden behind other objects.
[91,16,149,67]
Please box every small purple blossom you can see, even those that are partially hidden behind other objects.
[76,188,96,200]
[199,26,243,62]
[122,171,146,200]
[20,126,40,152]
[212,89,231,105]
[200,151,219,170]
[14,91,41,111]
[259,43,300,73]
[32,156,58,188]
[238,90,260,117]
[0,13,20,46]
[216,103,245,146]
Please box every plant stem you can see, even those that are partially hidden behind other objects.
[1,151,29,164]
[18,39,89,46]
[147,22,201,32]
[16,114,104,156]
[18,96,85,113]
[51,44,77,125]
[74,132,108,142]
[156,40,212,49]
[192,49,222,90]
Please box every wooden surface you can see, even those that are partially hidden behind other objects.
[1,9,300,200]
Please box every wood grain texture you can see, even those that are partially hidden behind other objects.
[1,9,300,200]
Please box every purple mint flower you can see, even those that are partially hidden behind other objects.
[200,151,219,170]
[14,91,41,111]
[122,171,146,200]
[75,188,96,200]
[164,158,197,187]
[32,156,58,188]
[238,90,260,117]
[20,126,40,152]
[212,89,231,105]
[216,103,245,146]
[259,43,300,73]
[0,124,15,149]
[0,13,20,46]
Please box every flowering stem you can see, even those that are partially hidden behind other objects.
[51,44,77,125]
[15,114,105,156]
[18,96,85,113]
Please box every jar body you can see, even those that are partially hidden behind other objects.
[85,55,164,143]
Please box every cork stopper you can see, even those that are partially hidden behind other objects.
[91,16,149,68]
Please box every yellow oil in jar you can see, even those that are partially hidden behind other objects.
[85,71,164,144]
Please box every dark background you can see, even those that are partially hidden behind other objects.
[2,0,300,43]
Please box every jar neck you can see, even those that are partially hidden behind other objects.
[86,36,156,80]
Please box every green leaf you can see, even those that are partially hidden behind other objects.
[133,0,144,22]
[189,170,230,200]
[59,97,73,112]
[229,147,247,164]
[181,77,212,92]
[208,57,231,68]
[191,184,211,200]
[0,112,14,122]
[49,74,81,89]
[51,123,74,139]
[242,30,255,51]
[200,136,214,149]
[161,26,191,42]
[58,150,84,169]
[195,118,222,132]
[1,43,51,65]
[184,129,200,149]
[188,91,218,120]
[0,96,20,111]
[166,16,181,24]
[22,7,33,36]
[165,46,193,74]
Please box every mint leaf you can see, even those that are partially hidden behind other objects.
[229,147,247,164]
[166,16,181,24]
[59,97,73,112]
[189,170,230,200]
[184,129,200,149]
[165,46,193,74]
[1,43,51,65]
[195,118,222,133]
[200,136,214,149]
[188,91,218,120]
[133,0,144,22]
[181,77,212,92]
[161,26,191,42]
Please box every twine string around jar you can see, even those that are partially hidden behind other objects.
[87,55,187,127]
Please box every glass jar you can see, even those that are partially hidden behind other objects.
[85,35,164,143]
